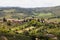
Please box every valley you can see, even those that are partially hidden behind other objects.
[0,6,60,40]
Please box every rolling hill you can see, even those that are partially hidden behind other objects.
[0,6,60,19]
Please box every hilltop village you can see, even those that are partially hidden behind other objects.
[0,17,59,24]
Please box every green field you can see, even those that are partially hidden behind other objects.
[34,13,54,18]
[48,18,60,22]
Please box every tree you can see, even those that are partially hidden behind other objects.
[7,20,11,26]
[23,30,29,36]
[3,17,7,22]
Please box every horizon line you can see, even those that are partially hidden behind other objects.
[0,5,60,8]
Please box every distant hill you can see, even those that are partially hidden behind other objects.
[0,6,60,18]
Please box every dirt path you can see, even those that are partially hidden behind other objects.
[16,27,35,33]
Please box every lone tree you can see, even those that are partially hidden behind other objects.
[3,17,7,22]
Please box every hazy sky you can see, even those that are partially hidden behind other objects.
[0,0,60,8]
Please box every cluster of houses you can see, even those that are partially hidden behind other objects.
[6,18,46,24]
[0,18,59,24]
